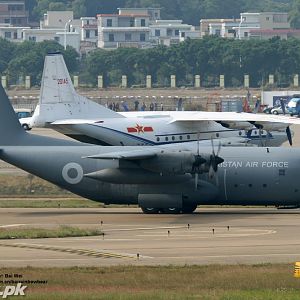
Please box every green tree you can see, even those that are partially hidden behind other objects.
[49,2,67,11]
[6,40,78,86]
[0,38,16,73]
[290,0,300,28]
[72,0,87,18]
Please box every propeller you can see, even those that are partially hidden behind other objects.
[191,136,224,190]
[192,133,206,190]
[208,139,224,186]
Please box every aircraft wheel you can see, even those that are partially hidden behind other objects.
[141,207,160,214]
[182,204,197,214]
[22,124,30,131]
[162,208,181,214]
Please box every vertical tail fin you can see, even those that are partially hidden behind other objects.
[38,52,124,124]
[0,83,25,143]
[0,82,80,146]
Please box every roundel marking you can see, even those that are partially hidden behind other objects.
[62,162,83,184]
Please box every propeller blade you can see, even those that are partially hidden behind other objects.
[259,129,264,147]
[286,126,292,146]
[195,173,198,190]
[216,140,221,156]
[211,138,215,157]
[197,132,200,156]
[208,164,214,180]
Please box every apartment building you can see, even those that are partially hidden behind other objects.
[200,19,240,38]
[236,12,292,39]
[150,19,196,45]
[0,24,28,41]
[0,0,29,26]
[97,13,151,49]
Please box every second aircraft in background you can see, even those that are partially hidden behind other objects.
[20,53,300,146]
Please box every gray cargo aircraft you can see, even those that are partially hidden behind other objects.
[1,84,300,213]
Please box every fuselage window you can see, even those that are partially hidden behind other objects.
[279,169,285,176]
[187,135,190,140]
[157,137,160,142]
[216,133,219,138]
[165,137,169,141]
[172,136,175,141]
[179,136,183,140]
[239,131,242,136]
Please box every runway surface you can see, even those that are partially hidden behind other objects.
[1,207,300,267]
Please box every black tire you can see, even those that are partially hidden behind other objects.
[182,204,197,214]
[22,124,30,131]
[162,207,181,214]
[141,207,160,214]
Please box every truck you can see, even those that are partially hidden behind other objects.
[287,96,300,116]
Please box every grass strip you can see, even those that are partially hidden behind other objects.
[0,225,103,239]
[0,264,299,299]
[0,198,102,208]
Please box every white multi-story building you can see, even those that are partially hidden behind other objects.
[40,11,74,29]
[200,19,240,38]
[97,7,197,49]
[179,29,201,42]
[21,11,81,52]
[118,8,161,21]
[149,19,196,45]
[80,17,97,42]
[21,27,80,52]
[0,24,28,41]
[97,13,151,49]
[80,17,98,54]
[236,12,291,39]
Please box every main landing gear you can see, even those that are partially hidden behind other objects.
[141,204,197,214]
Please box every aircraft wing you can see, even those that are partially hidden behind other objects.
[84,149,158,160]
[169,111,300,129]
[84,137,251,161]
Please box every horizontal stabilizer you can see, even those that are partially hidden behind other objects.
[51,119,98,125]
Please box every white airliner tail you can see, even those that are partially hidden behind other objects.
[35,52,124,126]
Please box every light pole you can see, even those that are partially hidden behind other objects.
[64,19,72,50]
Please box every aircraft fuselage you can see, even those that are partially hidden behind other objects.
[1,145,299,207]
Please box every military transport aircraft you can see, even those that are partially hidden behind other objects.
[2,83,300,214]
[20,53,300,146]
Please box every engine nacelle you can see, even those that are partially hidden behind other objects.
[253,122,286,132]
[218,121,253,130]
[139,151,210,175]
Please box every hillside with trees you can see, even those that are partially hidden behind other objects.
[26,0,294,26]
[2,36,300,88]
